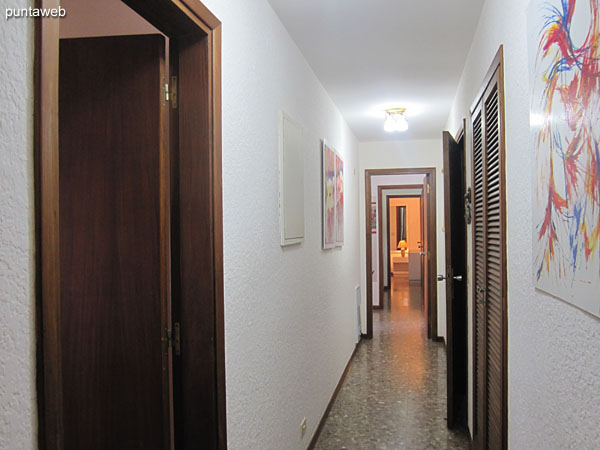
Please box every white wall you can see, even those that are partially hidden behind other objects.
[0,0,36,448]
[0,0,361,449]
[447,0,600,446]
[189,1,362,449]
[359,139,446,339]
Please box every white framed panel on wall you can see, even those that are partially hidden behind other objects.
[279,111,305,246]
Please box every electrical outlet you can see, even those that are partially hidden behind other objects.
[300,417,307,439]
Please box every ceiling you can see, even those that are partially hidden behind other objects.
[267,0,484,142]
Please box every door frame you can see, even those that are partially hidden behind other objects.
[34,1,225,448]
[364,168,438,339]
[378,189,423,305]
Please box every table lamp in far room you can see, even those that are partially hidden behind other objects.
[397,240,408,257]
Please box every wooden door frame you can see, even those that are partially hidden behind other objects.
[442,121,467,430]
[34,1,225,448]
[378,189,423,306]
[469,46,507,449]
[365,168,438,340]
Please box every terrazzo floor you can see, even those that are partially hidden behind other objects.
[313,276,471,450]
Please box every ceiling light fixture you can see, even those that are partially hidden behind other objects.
[384,108,408,133]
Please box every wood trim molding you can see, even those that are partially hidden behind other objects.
[497,45,508,450]
[35,1,225,448]
[452,120,466,144]
[365,168,438,340]
[34,2,62,447]
[307,340,362,449]
[470,99,483,450]
[211,25,227,449]
[364,171,374,338]
[377,186,383,308]
[377,184,425,191]
[470,46,505,115]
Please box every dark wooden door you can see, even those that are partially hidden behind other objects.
[420,196,425,290]
[471,58,507,450]
[422,177,430,337]
[442,130,468,429]
[59,34,172,450]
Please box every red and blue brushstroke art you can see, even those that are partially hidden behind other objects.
[529,0,600,316]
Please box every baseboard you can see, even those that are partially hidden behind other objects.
[307,339,362,449]
[373,305,384,310]
[432,336,445,344]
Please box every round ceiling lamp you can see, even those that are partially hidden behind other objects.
[384,107,408,133]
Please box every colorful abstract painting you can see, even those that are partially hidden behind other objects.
[335,153,344,245]
[371,202,377,234]
[323,140,337,249]
[528,0,600,316]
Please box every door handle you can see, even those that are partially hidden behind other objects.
[438,274,463,282]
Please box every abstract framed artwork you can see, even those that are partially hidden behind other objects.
[335,152,344,246]
[528,0,600,317]
[371,202,377,234]
[322,140,344,249]
[323,140,337,249]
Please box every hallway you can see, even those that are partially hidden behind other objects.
[314,277,470,449]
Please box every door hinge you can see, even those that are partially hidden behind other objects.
[163,76,178,109]
[164,326,173,348]
[164,323,181,356]
[464,187,473,225]
[427,184,431,194]
[163,82,169,103]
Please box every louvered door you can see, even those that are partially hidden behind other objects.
[471,50,507,450]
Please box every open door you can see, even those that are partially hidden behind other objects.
[422,176,430,337]
[59,34,172,449]
[441,129,468,429]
